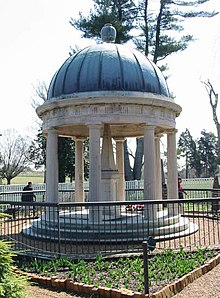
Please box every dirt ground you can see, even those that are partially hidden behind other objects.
[26,262,220,298]
[26,284,89,298]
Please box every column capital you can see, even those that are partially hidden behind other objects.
[166,128,178,135]
[114,137,126,142]
[73,137,86,142]
[45,128,58,134]
[155,133,164,139]
[144,124,156,130]
[86,123,102,128]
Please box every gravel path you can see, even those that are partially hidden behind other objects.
[173,262,220,298]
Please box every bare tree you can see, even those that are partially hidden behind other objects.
[0,129,32,184]
[202,80,220,157]
[31,80,48,109]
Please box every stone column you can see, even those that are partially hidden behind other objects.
[46,129,59,203]
[167,129,178,216]
[75,138,85,203]
[88,125,102,202]
[155,135,162,201]
[88,124,102,223]
[101,124,119,217]
[115,138,125,201]
[143,126,156,219]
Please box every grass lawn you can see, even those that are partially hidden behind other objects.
[3,171,45,185]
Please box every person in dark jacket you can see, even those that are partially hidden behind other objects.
[21,182,36,202]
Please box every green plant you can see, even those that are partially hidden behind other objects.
[19,248,216,294]
[0,241,28,298]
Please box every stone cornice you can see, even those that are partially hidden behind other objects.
[40,102,177,129]
[36,91,181,117]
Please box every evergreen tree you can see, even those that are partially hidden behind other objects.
[69,0,218,180]
[58,137,75,183]
[178,129,219,177]
[198,130,218,177]
[178,128,202,177]
[30,129,89,183]
[29,129,46,171]
[178,129,195,178]
[135,0,217,66]
[70,0,137,44]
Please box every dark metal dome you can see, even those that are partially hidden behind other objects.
[47,43,170,100]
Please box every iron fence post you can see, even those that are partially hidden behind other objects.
[57,204,61,258]
[142,240,149,295]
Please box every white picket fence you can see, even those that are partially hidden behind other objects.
[0,178,214,193]
[181,178,214,189]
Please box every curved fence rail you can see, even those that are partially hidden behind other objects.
[0,189,219,259]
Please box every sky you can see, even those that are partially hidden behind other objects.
[0,0,219,142]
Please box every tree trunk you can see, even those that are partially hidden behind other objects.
[143,0,149,56]
[44,170,46,183]
[153,0,164,63]
[59,173,65,183]
[217,123,220,157]
[124,140,134,181]
[185,153,189,178]
[203,80,220,158]
[161,158,165,184]
[133,138,144,180]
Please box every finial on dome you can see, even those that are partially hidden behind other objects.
[101,23,116,43]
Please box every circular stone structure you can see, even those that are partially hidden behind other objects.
[24,24,198,242]
[39,37,174,139]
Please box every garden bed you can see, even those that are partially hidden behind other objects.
[16,248,220,297]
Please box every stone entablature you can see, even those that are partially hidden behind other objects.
[37,92,181,137]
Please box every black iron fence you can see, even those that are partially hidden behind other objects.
[0,187,218,204]
[0,188,219,259]
[125,188,220,200]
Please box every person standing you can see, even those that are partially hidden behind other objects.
[178,177,187,199]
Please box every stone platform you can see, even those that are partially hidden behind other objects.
[23,208,198,243]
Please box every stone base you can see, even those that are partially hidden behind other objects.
[22,208,198,242]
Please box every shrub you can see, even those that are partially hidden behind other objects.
[0,241,27,298]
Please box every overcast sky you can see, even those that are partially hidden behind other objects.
[0,0,219,141]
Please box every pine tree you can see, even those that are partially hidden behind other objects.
[70,0,137,44]
[69,0,218,180]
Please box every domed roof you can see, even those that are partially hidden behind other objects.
[47,29,169,101]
